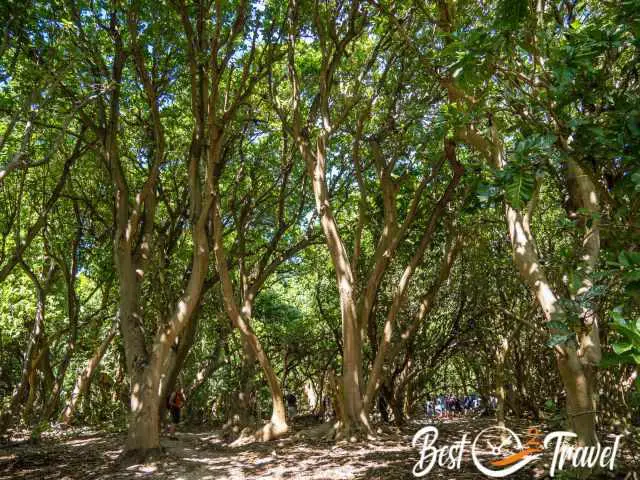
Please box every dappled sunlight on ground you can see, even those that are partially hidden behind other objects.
[0,417,637,479]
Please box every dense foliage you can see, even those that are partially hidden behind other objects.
[0,0,638,456]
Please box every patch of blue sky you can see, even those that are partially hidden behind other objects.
[287,255,303,265]
[159,92,176,112]
[301,209,315,231]
[249,130,269,145]
[136,147,151,168]
[326,164,342,184]
[0,75,12,90]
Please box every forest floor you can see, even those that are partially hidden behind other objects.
[1,416,638,479]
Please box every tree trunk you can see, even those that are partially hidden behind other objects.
[122,219,210,454]
[211,193,288,440]
[187,322,228,400]
[452,112,602,444]
[60,324,118,424]
[226,340,257,429]
[2,260,54,430]
[159,312,200,425]
[429,0,601,444]
[114,239,160,451]
[125,366,162,453]
[390,388,405,426]
[495,335,508,430]
[489,125,600,446]
[363,158,463,413]
[285,12,369,432]
[557,356,598,445]
[23,349,41,424]
[300,137,370,435]
[45,218,82,420]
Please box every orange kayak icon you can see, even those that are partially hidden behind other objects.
[490,427,544,467]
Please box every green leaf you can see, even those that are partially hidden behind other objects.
[619,251,631,267]
[599,352,615,367]
[625,281,640,296]
[626,251,640,265]
[612,341,633,354]
[611,351,640,366]
[503,168,535,209]
[547,320,571,332]
[570,273,583,293]
[613,323,640,347]
[546,333,572,348]
[623,270,640,282]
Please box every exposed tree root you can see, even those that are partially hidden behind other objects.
[117,447,165,467]
[229,421,289,446]
[295,420,339,441]
[229,426,256,447]
[222,412,254,434]
[335,421,377,442]
[254,420,289,442]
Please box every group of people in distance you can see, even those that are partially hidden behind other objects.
[424,393,495,419]
[168,388,504,429]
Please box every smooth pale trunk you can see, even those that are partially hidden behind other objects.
[125,227,209,452]
[390,388,405,425]
[126,366,162,452]
[116,245,159,451]
[212,196,288,437]
[61,325,117,424]
[557,353,598,446]
[306,138,369,432]
[242,300,287,431]
[495,336,509,432]
[5,275,48,428]
[363,143,462,414]
[226,339,257,428]
[477,121,601,446]
[502,175,599,446]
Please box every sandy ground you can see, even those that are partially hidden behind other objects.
[1,417,638,479]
